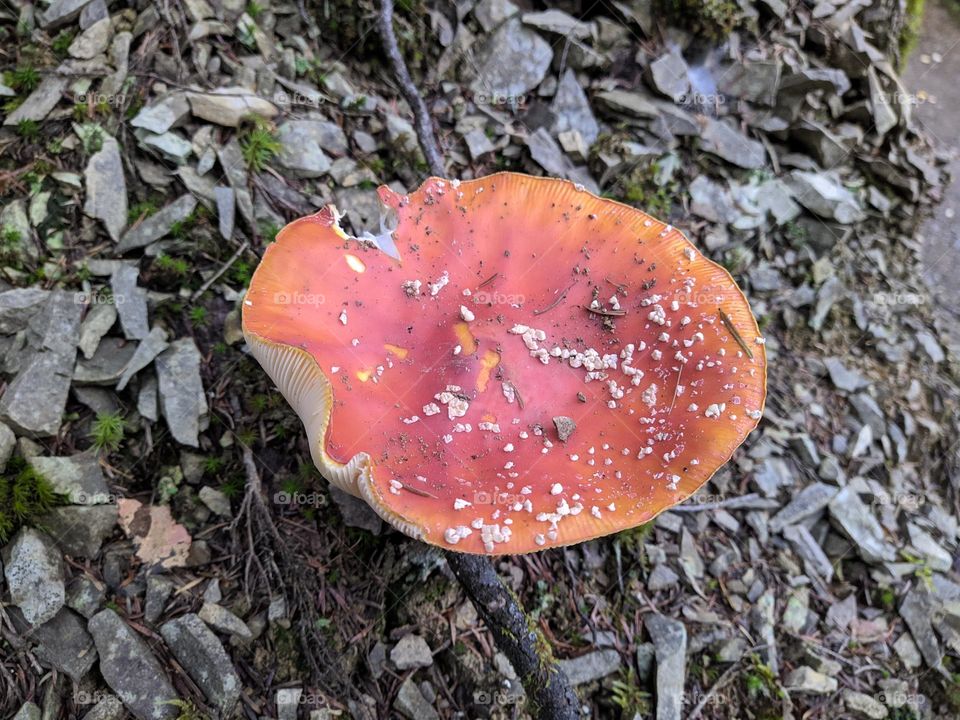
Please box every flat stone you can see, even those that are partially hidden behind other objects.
[18,607,97,682]
[717,60,781,105]
[130,93,190,134]
[0,421,15,470]
[116,194,198,252]
[40,0,95,28]
[551,69,599,146]
[784,666,837,694]
[198,602,252,639]
[116,326,169,391]
[83,137,127,241]
[394,677,439,720]
[462,128,496,160]
[88,609,178,719]
[69,17,111,59]
[842,689,887,719]
[391,634,433,670]
[78,303,118,359]
[473,0,519,31]
[66,575,106,619]
[74,336,138,384]
[893,631,923,669]
[187,88,278,127]
[688,175,737,224]
[161,614,241,714]
[557,648,621,685]
[0,287,49,334]
[198,486,231,517]
[275,121,335,178]
[595,89,659,118]
[3,76,69,125]
[756,179,801,224]
[110,265,149,340]
[329,484,383,534]
[40,504,117,557]
[779,67,851,96]
[824,357,871,392]
[522,9,592,38]
[144,575,174,625]
[214,186,234,240]
[699,117,766,169]
[645,614,686,720]
[647,52,690,103]
[829,486,896,562]
[786,170,865,224]
[471,18,552,98]
[80,696,124,720]
[2,528,65,626]
[137,373,159,422]
[27,452,110,499]
[140,131,193,164]
[647,563,680,591]
[156,338,208,447]
[0,291,82,436]
[769,482,838,532]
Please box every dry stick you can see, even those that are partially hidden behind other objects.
[375,4,579,719]
[376,0,446,178]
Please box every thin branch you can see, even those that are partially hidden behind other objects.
[445,553,580,720]
[376,0,445,177]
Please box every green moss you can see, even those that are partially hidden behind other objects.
[240,117,281,172]
[89,412,125,453]
[16,119,39,139]
[0,458,65,543]
[899,0,926,65]
[655,0,742,40]
[611,668,652,716]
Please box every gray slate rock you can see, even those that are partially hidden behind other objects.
[145,575,175,624]
[390,634,433,670]
[471,19,552,98]
[130,93,190,135]
[78,303,118,359]
[0,421,15,471]
[88,609,178,719]
[829,486,896,562]
[551,69,600,146]
[275,121,344,177]
[3,76,69,125]
[186,88,278,127]
[74,336,138,384]
[11,703,40,720]
[156,338,208,447]
[786,171,865,224]
[29,453,110,504]
[770,482,839,532]
[83,137,127,241]
[557,648,621,685]
[117,326,169,391]
[0,291,82,436]
[116,194,198,253]
[330,485,383,534]
[161,614,241,714]
[2,528,65,626]
[17,607,98,682]
[647,52,691,103]
[198,602,252,639]
[699,117,766,169]
[80,696,124,720]
[394,677,439,720]
[646,615,686,720]
[41,505,117,557]
[824,357,871,392]
[40,0,95,28]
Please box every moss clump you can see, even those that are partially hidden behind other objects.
[655,0,742,40]
[899,0,926,64]
[0,458,64,543]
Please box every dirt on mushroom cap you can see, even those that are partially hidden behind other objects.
[242,172,767,554]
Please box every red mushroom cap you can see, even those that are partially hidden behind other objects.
[242,173,767,554]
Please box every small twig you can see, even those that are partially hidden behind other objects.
[533,279,577,316]
[191,241,250,301]
[582,305,627,317]
[718,307,754,360]
[477,272,499,289]
[376,0,445,177]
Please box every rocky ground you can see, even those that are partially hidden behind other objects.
[0,0,959,719]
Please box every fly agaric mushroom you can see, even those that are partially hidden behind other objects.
[242,173,767,554]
